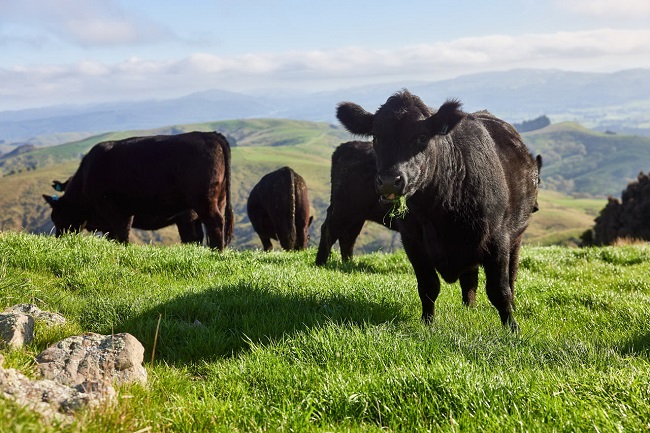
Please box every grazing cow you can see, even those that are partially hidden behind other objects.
[315,141,398,265]
[43,131,234,250]
[336,90,542,331]
[247,166,313,251]
[51,179,204,244]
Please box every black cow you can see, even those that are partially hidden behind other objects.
[247,166,313,251]
[337,90,542,331]
[51,179,204,244]
[315,141,398,265]
[43,131,234,250]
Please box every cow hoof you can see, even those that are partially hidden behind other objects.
[421,312,434,325]
[506,317,519,333]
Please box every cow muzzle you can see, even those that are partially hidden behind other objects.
[376,172,405,202]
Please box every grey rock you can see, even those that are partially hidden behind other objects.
[36,332,147,387]
[0,313,34,349]
[0,363,115,421]
[3,304,66,326]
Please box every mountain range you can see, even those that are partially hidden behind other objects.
[1,68,649,150]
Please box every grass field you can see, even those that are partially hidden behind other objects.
[1,232,649,432]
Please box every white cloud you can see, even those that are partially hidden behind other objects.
[0,0,175,46]
[557,0,650,19]
[1,28,650,110]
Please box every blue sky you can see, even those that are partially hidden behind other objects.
[1,0,649,111]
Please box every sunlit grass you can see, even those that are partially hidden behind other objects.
[1,232,649,432]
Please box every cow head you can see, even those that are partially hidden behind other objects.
[43,194,87,236]
[337,90,465,203]
[51,179,69,192]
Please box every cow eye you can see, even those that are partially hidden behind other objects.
[416,135,428,145]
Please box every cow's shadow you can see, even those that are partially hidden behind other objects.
[316,259,411,276]
[317,260,382,274]
[122,281,408,365]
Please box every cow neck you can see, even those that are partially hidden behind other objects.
[424,134,466,211]
[61,165,86,205]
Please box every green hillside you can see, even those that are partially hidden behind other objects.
[0,118,628,250]
[523,122,650,197]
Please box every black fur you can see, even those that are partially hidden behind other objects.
[247,166,312,251]
[50,178,204,244]
[43,131,234,250]
[336,90,542,331]
[316,141,397,265]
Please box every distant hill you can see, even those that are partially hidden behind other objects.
[3,117,647,199]
[522,122,650,197]
[0,118,616,251]
[1,69,649,145]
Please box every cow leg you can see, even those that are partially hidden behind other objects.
[193,220,205,245]
[177,215,204,245]
[276,223,296,251]
[104,216,133,243]
[315,207,337,265]
[315,204,364,265]
[339,220,365,262]
[261,237,273,251]
[459,268,478,307]
[195,205,225,251]
[509,237,523,305]
[401,225,439,323]
[94,200,133,243]
[177,221,202,245]
[483,248,518,332]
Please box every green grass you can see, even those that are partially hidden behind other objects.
[1,231,649,432]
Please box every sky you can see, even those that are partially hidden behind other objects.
[1,0,649,111]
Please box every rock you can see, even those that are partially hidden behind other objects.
[3,304,66,326]
[0,307,147,420]
[0,313,34,349]
[36,332,147,387]
[0,363,115,421]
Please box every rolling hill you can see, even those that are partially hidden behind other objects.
[0,118,641,251]
[523,122,650,197]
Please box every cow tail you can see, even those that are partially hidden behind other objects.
[289,168,298,249]
[223,137,234,247]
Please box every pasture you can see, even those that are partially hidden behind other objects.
[1,231,649,431]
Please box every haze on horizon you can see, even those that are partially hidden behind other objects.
[1,0,649,111]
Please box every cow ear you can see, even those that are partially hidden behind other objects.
[43,194,58,207]
[52,180,64,191]
[427,99,465,135]
[336,102,374,136]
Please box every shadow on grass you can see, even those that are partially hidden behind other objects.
[315,257,410,275]
[317,261,380,274]
[619,332,650,359]
[122,282,409,365]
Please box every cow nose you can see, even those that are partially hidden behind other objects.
[376,173,405,197]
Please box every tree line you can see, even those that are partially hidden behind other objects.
[581,172,650,245]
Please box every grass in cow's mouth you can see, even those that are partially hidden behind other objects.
[384,195,409,226]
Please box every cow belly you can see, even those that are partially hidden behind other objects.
[112,191,187,214]
[420,222,483,283]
